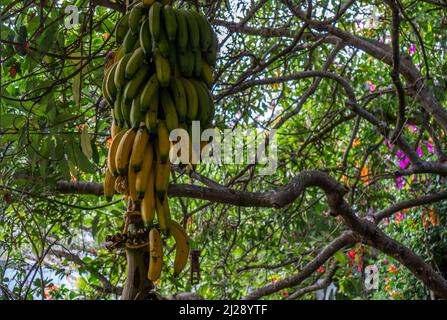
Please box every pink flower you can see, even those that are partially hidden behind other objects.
[409,43,416,54]
[417,148,423,157]
[427,141,434,152]
[384,259,390,265]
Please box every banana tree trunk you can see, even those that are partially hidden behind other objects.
[121,246,152,300]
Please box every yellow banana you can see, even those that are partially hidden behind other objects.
[107,129,126,176]
[135,142,154,197]
[111,121,122,139]
[104,169,116,201]
[141,164,156,226]
[148,228,163,281]
[130,126,150,172]
[155,192,171,232]
[156,120,170,163]
[128,160,138,203]
[115,128,137,175]
[155,160,170,200]
[169,220,190,277]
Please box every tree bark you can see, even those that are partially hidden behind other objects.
[121,246,152,300]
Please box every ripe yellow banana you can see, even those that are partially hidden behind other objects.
[155,160,170,200]
[128,161,138,203]
[111,121,122,139]
[130,126,150,172]
[135,142,154,197]
[107,129,126,176]
[169,220,190,277]
[141,165,156,226]
[115,128,137,175]
[104,169,116,201]
[148,228,163,281]
[155,192,171,232]
[156,120,170,163]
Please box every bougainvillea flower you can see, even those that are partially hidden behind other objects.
[427,141,434,153]
[384,259,390,265]
[409,43,416,53]
[417,148,423,157]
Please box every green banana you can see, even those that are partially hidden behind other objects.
[169,78,187,122]
[114,53,133,91]
[149,1,162,41]
[193,49,203,78]
[154,24,170,58]
[154,49,171,87]
[140,74,159,113]
[174,10,188,53]
[120,93,132,128]
[201,62,214,86]
[162,5,177,41]
[190,11,212,51]
[204,31,218,67]
[193,80,210,125]
[160,89,179,131]
[139,18,152,56]
[181,78,199,121]
[106,62,118,101]
[125,47,145,79]
[145,91,159,133]
[115,13,129,43]
[130,91,144,129]
[177,48,194,77]
[123,29,139,54]
[182,10,200,52]
[198,81,215,126]
[113,92,125,128]
[129,3,145,35]
[123,63,151,103]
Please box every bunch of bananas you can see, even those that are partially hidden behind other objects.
[102,0,217,282]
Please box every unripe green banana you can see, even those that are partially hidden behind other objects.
[125,47,145,79]
[106,62,118,100]
[204,31,218,67]
[115,13,129,43]
[193,80,210,125]
[182,10,200,52]
[162,5,177,41]
[123,63,151,103]
[129,3,145,35]
[193,49,203,78]
[160,89,179,131]
[169,78,187,122]
[201,62,214,87]
[113,92,125,128]
[149,1,162,41]
[145,90,159,133]
[140,74,159,113]
[120,92,132,128]
[154,25,170,58]
[154,49,171,87]
[181,78,199,121]
[139,18,152,56]
[114,53,133,91]
[130,91,144,129]
[123,29,139,54]
[197,81,215,126]
[177,48,194,77]
[190,11,212,51]
[174,9,188,53]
